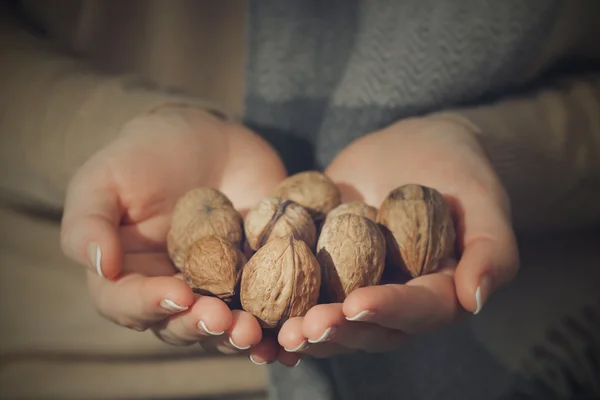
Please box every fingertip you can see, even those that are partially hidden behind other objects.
[342,285,387,320]
[277,317,306,351]
[249,338,280,365]
[455,237,518,315]
[302,304,344,339]
[194,296,235,335]
[228,310,262,350]
[277,347,302,368]
[146,276,196,310]
[61,215,123,279]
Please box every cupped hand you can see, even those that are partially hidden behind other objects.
[277,115,519,358]
[60,105,287,356]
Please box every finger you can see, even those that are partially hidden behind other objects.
[302,304,347,344]
[152,296,233,345]
[342,267,461,334]
[88,269,195,331]
[300,303,408,353]
[278,317,309,353]
[278,316,356,357]
[224,310,263,351]
[248,336,280,366]
[278,304,346,354]
[456,227,519,314]
[276,347,302,368]
[61,169,123,279]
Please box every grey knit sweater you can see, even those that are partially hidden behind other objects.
[243,0,561,174]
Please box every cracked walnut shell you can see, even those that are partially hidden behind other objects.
[377,184,456,278]
[167,188,243,270]
[244,197,317,251]
[272,171,341,221]
[183,235,246,304]
[317,214,386,303]
[240,235,321,329]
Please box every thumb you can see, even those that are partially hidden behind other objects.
[61,170,123,280]
[454,206,519,315]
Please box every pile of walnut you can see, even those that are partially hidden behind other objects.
[167,171,456,331]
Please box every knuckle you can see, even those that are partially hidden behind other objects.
[153,330,194,347]
[115,316,148,332]
[59,222,77,257]
[93,301,149,332]
[123,322,148,332]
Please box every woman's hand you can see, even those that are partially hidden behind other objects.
[277,115,519,358]
[59,105,287,359]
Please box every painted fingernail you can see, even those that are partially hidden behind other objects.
[249,354,267,366]
[229,336,251,350]
[160,299,188,313]
[346,310,375,322]
[474,274,494,315]
[87,242,103,277]
[198,320,224,336]
[292,358,302,367]
[308,327,337,344]
[284,341,308,352]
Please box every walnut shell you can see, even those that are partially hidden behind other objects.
[244,197,317,251]
[272,171,341,221]
[240,235,321,329]
[183,236,246,304]
[167,188,243,270]
[317,214,386,303]
[377,184,456,278]
[325,201,378,224]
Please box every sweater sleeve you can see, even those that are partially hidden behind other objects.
[0,4,227,212]
[434,72,600,234]
[428,0,600,234]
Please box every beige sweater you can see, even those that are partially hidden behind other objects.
[0,1,599,398]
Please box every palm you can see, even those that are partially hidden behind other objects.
[111,143,283,278]
[325,117,518,317]
[64,109,287,279]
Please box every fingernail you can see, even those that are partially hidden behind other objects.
[87,242,103,277]
[308,327,337,344]
[474,274,494,315]
[198,320,224,336]
[160,299,188,313]
[284,341,308,352]
[346,310,375,322]
[292,358,302,367]
[249,354,267,366]
[229,336,251,350]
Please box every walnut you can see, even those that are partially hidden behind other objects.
[325,201,378,224]
[272,171,341,222]
[240,235,321,329]
[183,236,246,304]
[317,214,386,303]
[167,188,243,270]
[377,184,456,278]
[244,197,317,251]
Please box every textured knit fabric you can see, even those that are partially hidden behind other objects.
[243,0,561,174]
